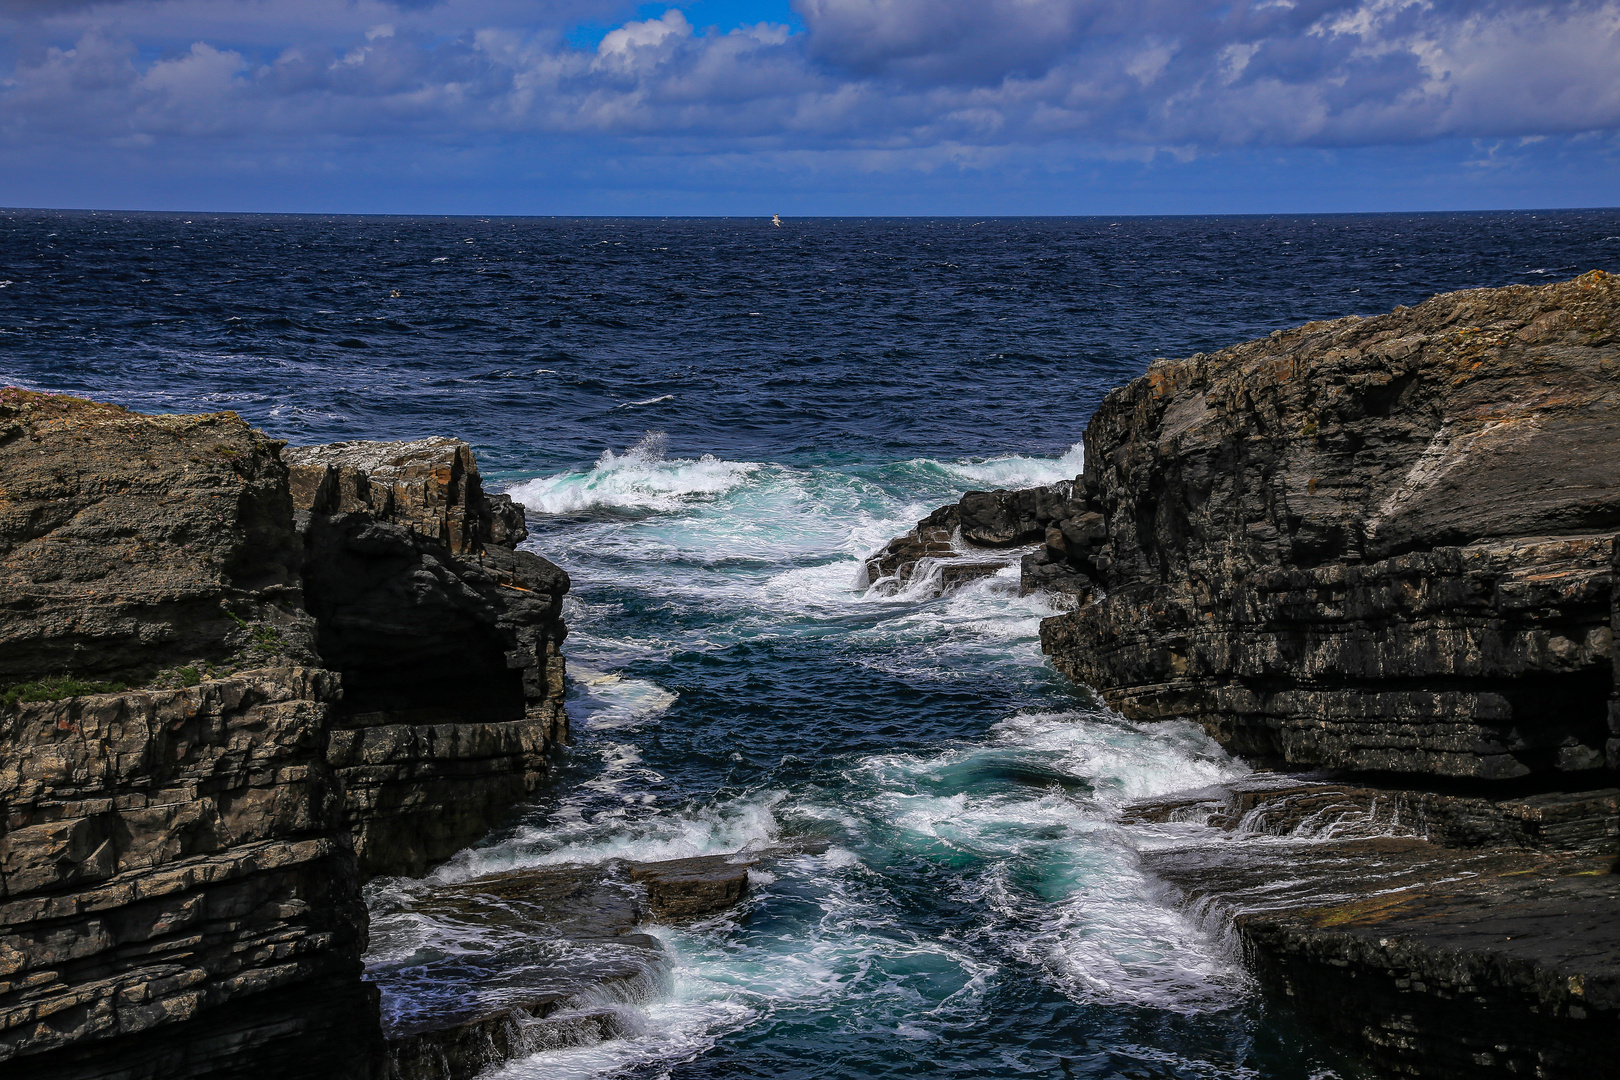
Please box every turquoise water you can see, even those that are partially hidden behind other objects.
[368,443,1357,1080]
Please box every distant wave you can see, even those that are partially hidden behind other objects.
[506,431,756,514]
[619,394,674,408]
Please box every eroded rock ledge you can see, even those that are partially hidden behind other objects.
[870,271,1620,1076]
[0,394,568,1078]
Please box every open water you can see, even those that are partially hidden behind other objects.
[5,209,1620,1079]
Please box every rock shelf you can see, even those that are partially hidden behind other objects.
[373,853,761,1080]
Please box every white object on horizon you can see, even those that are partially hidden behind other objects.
[771,214,782,227]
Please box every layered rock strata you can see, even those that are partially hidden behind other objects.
[0,394,567,1078]
[1131,779,1619,1079]
[285,439,568,877]
[1040,271,1619,780]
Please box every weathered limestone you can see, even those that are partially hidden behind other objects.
[284,437,526,555]
[1052,273,1620,1075]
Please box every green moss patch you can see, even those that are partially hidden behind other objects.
[3,675,129,709]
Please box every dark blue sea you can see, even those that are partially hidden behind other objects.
[5,209,1619,1080]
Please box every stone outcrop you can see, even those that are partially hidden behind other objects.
[285,440,568,877]
[861,485,1092,599]
[0,392,567,1079]
[0,390,317,686]
[1052,272,1620,1076]
[375,853,759,1080]
[1039,270,1619,780]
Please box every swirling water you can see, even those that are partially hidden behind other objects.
[5,209,1620,1079]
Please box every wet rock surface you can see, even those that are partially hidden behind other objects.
[0,396,568,1078]
[1133,779,1620,1079]
[862,485,1095,600]
[371,853,759,1080]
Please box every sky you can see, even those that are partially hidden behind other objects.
[1,0,1618,214]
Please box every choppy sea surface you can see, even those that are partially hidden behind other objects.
[6,209,1620,1079]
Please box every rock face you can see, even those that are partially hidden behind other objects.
[0,669,381,1080]
[285,440,568,877]
[0,393,567,1079]
[1042,272,1620,1076]
[0,390,317,685]
[1040,271,1619,780]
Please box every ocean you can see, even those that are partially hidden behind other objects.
[5,208,1619,1079]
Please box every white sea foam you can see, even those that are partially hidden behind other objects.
[507,432,757,515]
[848,709,1252,1013]
[571,666,678,731]
[939,441,1084,489]
[432,791,787,884]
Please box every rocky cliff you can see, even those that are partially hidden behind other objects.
[869,271,1620,1076]
[0,392,567,1078]
[1040,269,1618,781]
[285,438,568,877]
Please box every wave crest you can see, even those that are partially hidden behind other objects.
[941,441,1084,489]
[507,432,757,514]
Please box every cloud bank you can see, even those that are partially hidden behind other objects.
[1,0,1617,209]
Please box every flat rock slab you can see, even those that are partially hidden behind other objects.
[1134,781,1620,1079]
[629,853,757,919]
[372,852,763,1080]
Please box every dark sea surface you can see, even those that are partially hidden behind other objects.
[5,209,1620,1080]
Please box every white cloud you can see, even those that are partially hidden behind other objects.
[0,0,1616,155]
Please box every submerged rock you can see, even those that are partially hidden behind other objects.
[373,853,759,1080]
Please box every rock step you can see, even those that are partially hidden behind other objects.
[1134,778,1620,1078]
[376,851,773,1080]
[1125,776,1620,854]
[629,853,755,919]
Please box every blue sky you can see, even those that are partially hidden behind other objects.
[1,0,1617,214]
